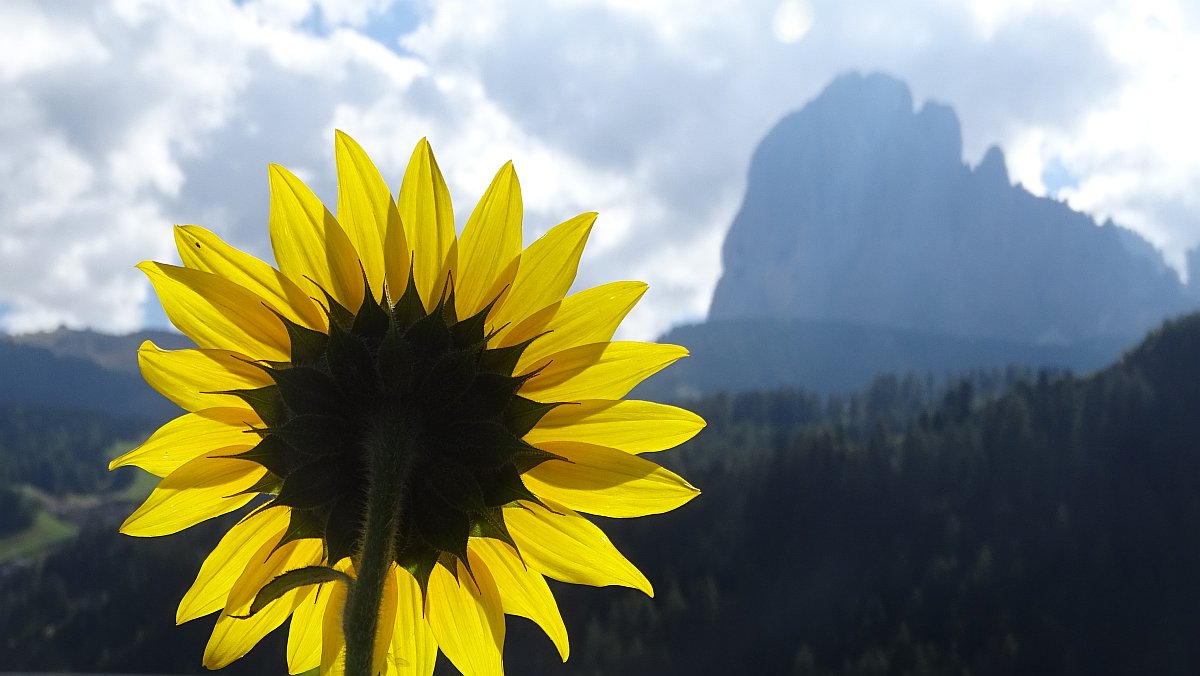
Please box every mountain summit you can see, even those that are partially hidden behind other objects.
[709,72,1194,345]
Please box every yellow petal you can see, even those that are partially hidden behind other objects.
[175,225,326,330]
[523,441,699,518]
[288,583,333,674]
[204,590,305,670]
[456,161,522,318]
[139,261,290,361]
[224,537,325,616]
[491,213,595,343]
[119,456,265,537]
[282,559,393,675]
[138,341,273,412]
[207,536,325,668]
[382,201,412,307]
[178,507,290,624]
[110,407,259,477]
[469,538,568,661]
[398,138,456,310]
[507,281,647,372]
[519,342,688,401]
[390,568,438,676]
[523,399,705,454]
[426,557,505,676]
[335,130,395,296]
[504,499,652,596]
[268,163,366,311]
[367,564,400,676]
[321,570,349,676]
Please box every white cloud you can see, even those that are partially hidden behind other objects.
[0,0,427,334]
[0,0,1197,341]
[1054,1,1200,267]
[0,2,110,82]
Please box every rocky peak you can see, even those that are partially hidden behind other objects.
[708,71,1193,344]
[975,145,1009,186]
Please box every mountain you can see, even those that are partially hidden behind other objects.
[664,72,1199,396]
[8,327,191,375]
[0,329,189,422]
[711,71,1195,344]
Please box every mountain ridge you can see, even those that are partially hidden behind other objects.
[0,329,188,422]
[7,327,191,375]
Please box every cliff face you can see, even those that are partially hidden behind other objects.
[709,72,1193,344]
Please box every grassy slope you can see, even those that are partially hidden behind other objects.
[0,511,77,562]
[0,442,157,563]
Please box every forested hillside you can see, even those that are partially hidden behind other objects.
[513,314,1200,675]
[5,315,1200,674]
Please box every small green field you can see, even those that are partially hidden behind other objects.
[0,511,78,563]
[0,452,157,564]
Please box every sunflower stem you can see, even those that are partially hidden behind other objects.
[343,412,419,676]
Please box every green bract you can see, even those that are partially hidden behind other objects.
[233,275,563,592]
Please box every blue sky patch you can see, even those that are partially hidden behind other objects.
[1041,156,1079,196]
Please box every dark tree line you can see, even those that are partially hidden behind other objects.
[0,404,141,498]
[0,515,286,672]
[0,483,32,536]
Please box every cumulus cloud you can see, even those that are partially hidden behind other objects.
[0,0,423,333]
[1052,2,1200,269]
[0,0,1197,339]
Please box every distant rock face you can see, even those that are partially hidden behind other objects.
[709,72,1195,344]
[8,327,191,375]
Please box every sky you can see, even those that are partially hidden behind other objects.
[1,0,1197,341]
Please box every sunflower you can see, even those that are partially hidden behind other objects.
[110,132,704,676]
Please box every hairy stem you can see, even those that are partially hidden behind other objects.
[343,412,418,676]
